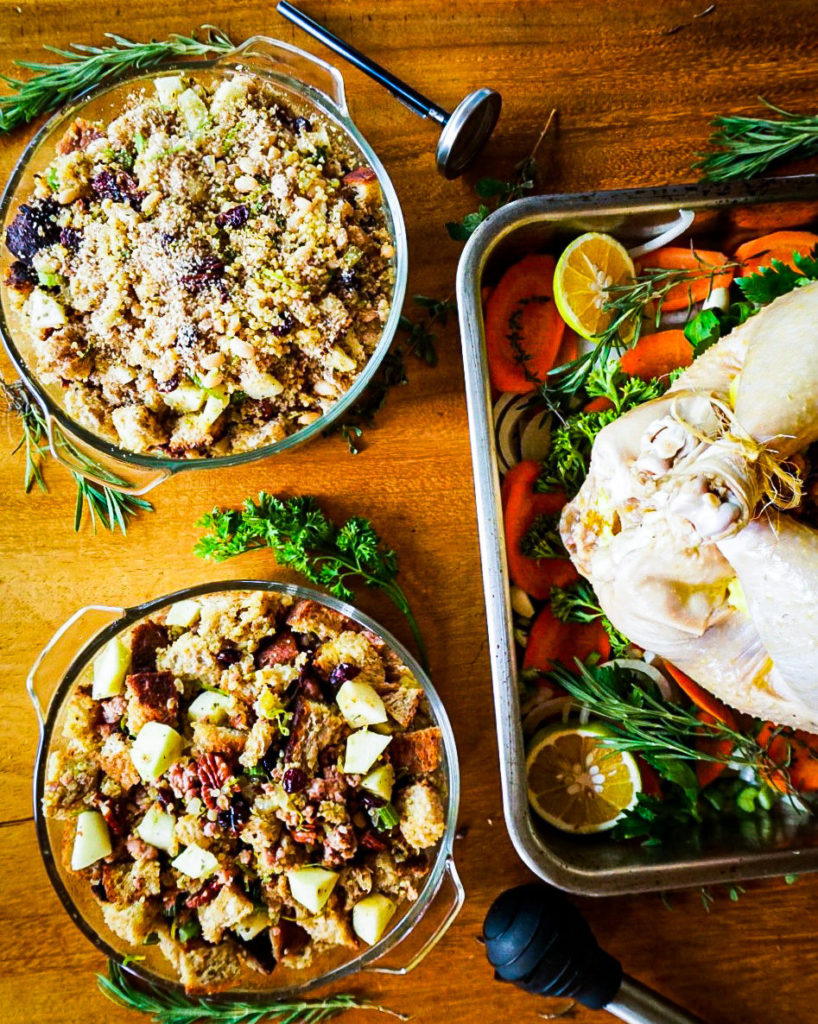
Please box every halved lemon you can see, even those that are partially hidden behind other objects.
[553,232,636,341]
[526,721,642,834]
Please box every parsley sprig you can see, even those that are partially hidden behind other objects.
[97,959,406,1024]
[2,379,152,532]
[549,580,630,658]
[0,27,234,133]
[694,97,818,182]
[195,494,428,670]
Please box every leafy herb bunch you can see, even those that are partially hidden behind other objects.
[196,494,428,670]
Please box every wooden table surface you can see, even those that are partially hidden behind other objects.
[2,2,818,1022]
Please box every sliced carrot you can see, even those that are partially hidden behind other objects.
[555,328,579,366]
[637,757,663,798]
[639,247,734,311]
[619,329,693,381]
[502,460,578,600]
[485,254,566,393]
[734,230,818,276]
[522,604,610,671]
[664,662,734,725]
[583,395,614,413]
[757,723,818,793]
[695,710,734,788]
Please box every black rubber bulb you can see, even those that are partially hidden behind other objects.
[484,883,621,1009]
[484,884,708,1024]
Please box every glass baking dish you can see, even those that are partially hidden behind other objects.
[28,579,462,997]
[456,175,818,895]
[0,37,408,495]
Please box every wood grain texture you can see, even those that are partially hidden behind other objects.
[1,2,818,1021]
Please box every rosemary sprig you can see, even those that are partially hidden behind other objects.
[547,659,786,783]
[694,97,818,182]
[97,960,407,1024]
[0,27,235,133]
[2,379,152,533]
[195,493,428,671]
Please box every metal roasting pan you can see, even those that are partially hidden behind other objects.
[456,175,818,895]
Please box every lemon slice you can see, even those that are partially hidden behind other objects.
[526,721,641,834]
[553,232,636,341]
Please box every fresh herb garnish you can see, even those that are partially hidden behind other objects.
[445,110,556,241]
[520,511,565,560]
[549,580,631,658]
[370,802,400,831]
[97,959,406,1024]
[694,97,818,182]
[195,494,428,670]
[0,27,235,134]
[2,379,153,533]
[333,294,454,453]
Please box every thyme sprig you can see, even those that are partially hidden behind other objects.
[0,27,235,133]
[2,379,152,532]
[97,959,406,1024]
[694,97,818,182]
[195,493,428,670]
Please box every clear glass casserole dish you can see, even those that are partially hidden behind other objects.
[28,579,462,997]
[0,37,408,495]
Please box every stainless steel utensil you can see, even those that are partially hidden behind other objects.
[456,175,818,894]
[276,1,501,178]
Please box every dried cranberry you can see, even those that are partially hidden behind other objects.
[215,643,242,667]
[59,227,82,251]
[91,168,145,210]
[217,794,250,834]
[357,790,385,811]
[293,116,312,134]
[260,743,280,777]
[240,930,277,974]
[215,204,250,229]
[180,255,225,295]
[155,373,181,394]
[282,767,307,794]
[6,199,60,262]
[6,260,37,290]
[269,312,296,337]
[327,662,360,694]
[185,878,222,908]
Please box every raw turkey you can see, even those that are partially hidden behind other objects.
[560,280,818,731]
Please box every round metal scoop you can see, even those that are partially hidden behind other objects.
[277,1,501,178]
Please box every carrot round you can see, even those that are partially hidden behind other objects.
[485,254,566,393]
[639,247,733,311]
[619,329,693,381]
[522,604,611,671]
[695,710,734,788]
[734,230,818,277]
[583,396,614,413]
[502,461,578,600]
[664,662,734,724]
[757,723,818,793]
[637,757,663,798]
[555,327,579,366]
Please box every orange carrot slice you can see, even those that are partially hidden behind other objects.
[695,710,734,788]
[664,662,734,724]
[619,329,693,381]
[757,723,818,793]
[734,230,818,276]
[485,254,566,393]
[502,461,578,600]
[522,604,610,671]
[639,247,733,311]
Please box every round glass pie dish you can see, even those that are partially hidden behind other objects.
[0,37,408,494]
[29,580,461,997]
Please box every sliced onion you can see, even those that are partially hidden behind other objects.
[520,411,551,462]
[523,696,577,736]
[658,306,695,328]
[493,392,527,474]
[702,286,730,312]
[602,657,675,702]
[628,209,696,259]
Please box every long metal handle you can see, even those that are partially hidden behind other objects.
[608,976,707,1024]
[276,0,449,123]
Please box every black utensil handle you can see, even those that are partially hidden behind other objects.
[610,977,707,1024]
[277,1,449,123]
